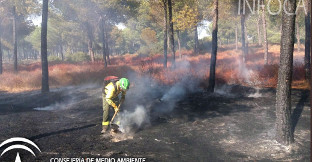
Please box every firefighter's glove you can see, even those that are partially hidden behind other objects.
[114,105,120,113]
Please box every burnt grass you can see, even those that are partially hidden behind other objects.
[0,84,310,162]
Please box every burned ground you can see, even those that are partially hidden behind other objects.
[0,84,310,162]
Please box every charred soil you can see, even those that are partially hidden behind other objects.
[0,84,310,161]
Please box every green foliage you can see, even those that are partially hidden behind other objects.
[1,0,307,61]
[267,29,281,44]
[65,52,90,62]
[25,27,40,51]
[199,37,212,52]
[173,5,199,31]
[48,55,62,62]
[137,43,162,56]
[141,28,157,44]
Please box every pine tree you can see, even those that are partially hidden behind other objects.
[208,0,218,92]
[275,0,297,145]
[168,0,175,66]
[41,0,49,93]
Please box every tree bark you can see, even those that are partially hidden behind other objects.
[41,0,49,93]
[240,7,246,63]
[296,21,301,52]
[88,40,95,62]
[60,44,64,61]
[257,14,262,46]
[86,22,95,62]
[310,0,312,115]
[261,0,269,65]
[208,0,218,93]
[235,24,238,50]
[100,16,107,67]
[275,0,297,145]
[34,50,37,60]
[22,45,26,60]
[244,22,248,56]
[163,0,168,68]
[167,34,170,52]
[305,0,311,81]
[177,30,181,59]
[105,30,110,65]
[168,0,175,66]
[13,6,18,72]
[194,26,199,55]
[0,20,2,74]
[8,50,10,61]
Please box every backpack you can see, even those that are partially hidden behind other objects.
[102,76,119,94]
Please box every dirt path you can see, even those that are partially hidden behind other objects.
[0,84,310,161]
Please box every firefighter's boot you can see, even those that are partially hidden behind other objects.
[101,125,108,134]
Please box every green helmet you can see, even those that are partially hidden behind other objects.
[119,78,130,90]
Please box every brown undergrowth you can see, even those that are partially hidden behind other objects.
[0,45,308,92]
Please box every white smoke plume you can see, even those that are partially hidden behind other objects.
[248,88,262,98]
[237,59,254,84]
[119,60,203,132]
[118,105,150,133]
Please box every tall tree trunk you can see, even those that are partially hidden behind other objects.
[275,0,297,145]
[310,0,312,112]
[100,16,107,67]
[88,40,94,62]
[22,45,26,60]
[194,26,199,55]
[167,34,170,52]
[86,22,95,63]
[0,20,2,74]
[208,0,218,93]
[168,0,175,66]
[107,49,111,65]
[106,39,110,65]
[235,24,238,50]
[8,50,10,61]
[105,30,110,65]
[163,0,168,68]
[60,44,64,61]
[240,7,246,63]
[305,0,311,81]
[41,0,49,93]
[177,30,181,59]
[34,50,37,60]
[13,6,18,72]
[257,14,262,46]
[296,21,301,52]
[244,22,248,56]
[261,0,269,65]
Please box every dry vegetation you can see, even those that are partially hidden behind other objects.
[0,45,308,92]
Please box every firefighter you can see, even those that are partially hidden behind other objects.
[101,78,130,133]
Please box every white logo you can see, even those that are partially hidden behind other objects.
[0,137,41,162]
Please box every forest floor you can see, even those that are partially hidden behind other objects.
[0,46,310,161]
[0,82,310,161]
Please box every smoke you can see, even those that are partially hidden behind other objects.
[248,88,262,98]
[33,84,98,111]
[34,102,71,111]
[158,77,200,112]
[161,82,186,101]
[214,85,236,98]
[118,105,150,133]
[119,60,203,132]
[237,59,254,84]
[33,59,204,133]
